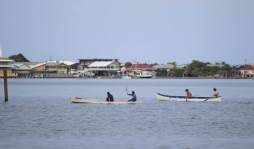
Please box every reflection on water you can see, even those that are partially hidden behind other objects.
[0,79,254,149]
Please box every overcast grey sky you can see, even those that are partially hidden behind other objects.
[0,0,254,64]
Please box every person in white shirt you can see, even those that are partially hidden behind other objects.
[213,88,219,97]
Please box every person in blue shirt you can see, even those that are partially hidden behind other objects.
[127,91,137,102]
[106,92,114,102]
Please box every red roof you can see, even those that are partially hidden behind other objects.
[240,66,254,71]
[131,64,155,71]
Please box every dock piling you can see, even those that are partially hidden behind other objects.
[3,70,8,102]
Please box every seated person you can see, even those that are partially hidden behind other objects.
[106,92,114,102]
[185,89,192,98]
[127,91,137,102]
[213,88,219,97]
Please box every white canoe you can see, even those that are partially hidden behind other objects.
[157,93,222,102]
[70,97,143,104]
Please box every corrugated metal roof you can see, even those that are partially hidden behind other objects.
[89,61,113,67]
[0,57,13,62]
[30,62,46,69]
[12,63,31,70]
[12,62,45,69]
[0,57,13,69]
[0,65,13,68]
[46,60,75,66]
[240,66,254,71]
[60,61,75,66]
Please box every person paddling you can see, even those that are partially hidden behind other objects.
[127,91,137,102]
[185,89,192,98]
[213,88,219,97]
[106,92,114,102]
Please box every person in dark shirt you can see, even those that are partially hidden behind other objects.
[106,92,114,102]
[127,91,137,102]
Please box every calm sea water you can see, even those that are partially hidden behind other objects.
[0,79,254,149]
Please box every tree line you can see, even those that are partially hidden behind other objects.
[154,60,240,78]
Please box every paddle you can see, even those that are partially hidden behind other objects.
[204,98,209,101]
[125,87,131,102]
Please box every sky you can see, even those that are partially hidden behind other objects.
[0,0,254,64]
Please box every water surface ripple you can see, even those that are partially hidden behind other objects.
[0,79,254,149]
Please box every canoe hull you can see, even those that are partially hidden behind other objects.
[157,93,222,102]
[70,97,143,104]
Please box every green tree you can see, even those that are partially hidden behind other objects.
[185,60,207,77]
[9,53,30,62]
[124,62,132,68]
[155,69,168,77]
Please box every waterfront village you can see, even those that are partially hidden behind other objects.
[0,53,254,79]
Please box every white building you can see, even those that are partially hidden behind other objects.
[84,60,121,77]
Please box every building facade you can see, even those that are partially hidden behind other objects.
[78,59,120,77]
[12,62,46,78]
[45,61,75,78]
[0,57,16,77]
[128,64,156,78]
[239,65,254,78]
